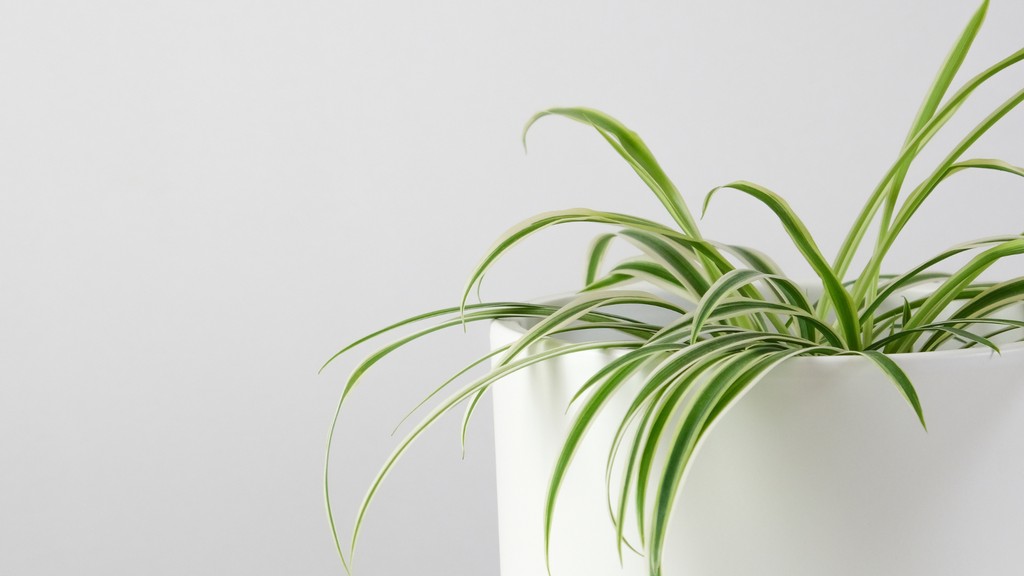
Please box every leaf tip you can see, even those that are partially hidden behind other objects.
[522,110,554,154]
[701,186,721,218]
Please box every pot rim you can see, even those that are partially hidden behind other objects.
[492,286,1024,366]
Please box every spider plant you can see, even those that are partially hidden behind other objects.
[323,1,1024,574]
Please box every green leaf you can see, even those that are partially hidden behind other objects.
[704,181,861,349]
[523,107,702,237]
[833,42,1024,295]
[647,349,774,575]
[846,350,927,431]
[343,339,643,565]
[496,291,685,367]
[583,258,691,299]
[712,242,786,277]
[701,347,840,430]
[335,305,640,406]
[336,309,536,406]
[585,233,618,286]
[871,285,993,347]
[690,269,767,344]
[904,0,988,150]
[864,85,1024,302]
[460,208,716,316]
[542,355,652,574]
[392,345,509,436]
[691,269,816,343]
[874,0,990,254]
[945,277,1024,320]
[964,324,1024,347]
[618,229,712,297]
[451,321,659,455]
[896,239,1024,352]
[942,158,1024,180]
[712,242,795,307]
[566,342,689,408]
[611,388,665,563]
[320,302,556,373]
[918,278,1024,350]
[632,355,725,549]
[581,272,638,292]
[652,298,844,348]
[460,388,487,458]
[859,235,1021,322]
[868,323,1001,353]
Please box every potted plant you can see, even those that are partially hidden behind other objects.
[323,1,1024,574]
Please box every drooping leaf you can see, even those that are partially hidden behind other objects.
[523,107,702,238]
[617,228,711,298]
[585,233,618,286]
[344,339,643,565]
[646,349,772,575]
[941,157,1024,180]
[845,350,927,430]
[393,345,509,436]
[542,355,652,574]
[632,355,725,548]
[321,302,559,373]
[460,388,487,458]
[336,305,640,406]
[460,209,720,316]
[611,388,665,563]
[583,258,692,300]
[496,291,685,367]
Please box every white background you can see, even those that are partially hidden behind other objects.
[1,1,1022,574]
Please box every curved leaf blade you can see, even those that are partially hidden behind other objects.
[704,181,861,349]
[524,107,701,237]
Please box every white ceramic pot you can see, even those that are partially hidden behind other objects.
[490,300,1024,576]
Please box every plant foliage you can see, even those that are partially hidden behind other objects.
[324,2,1024,574]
